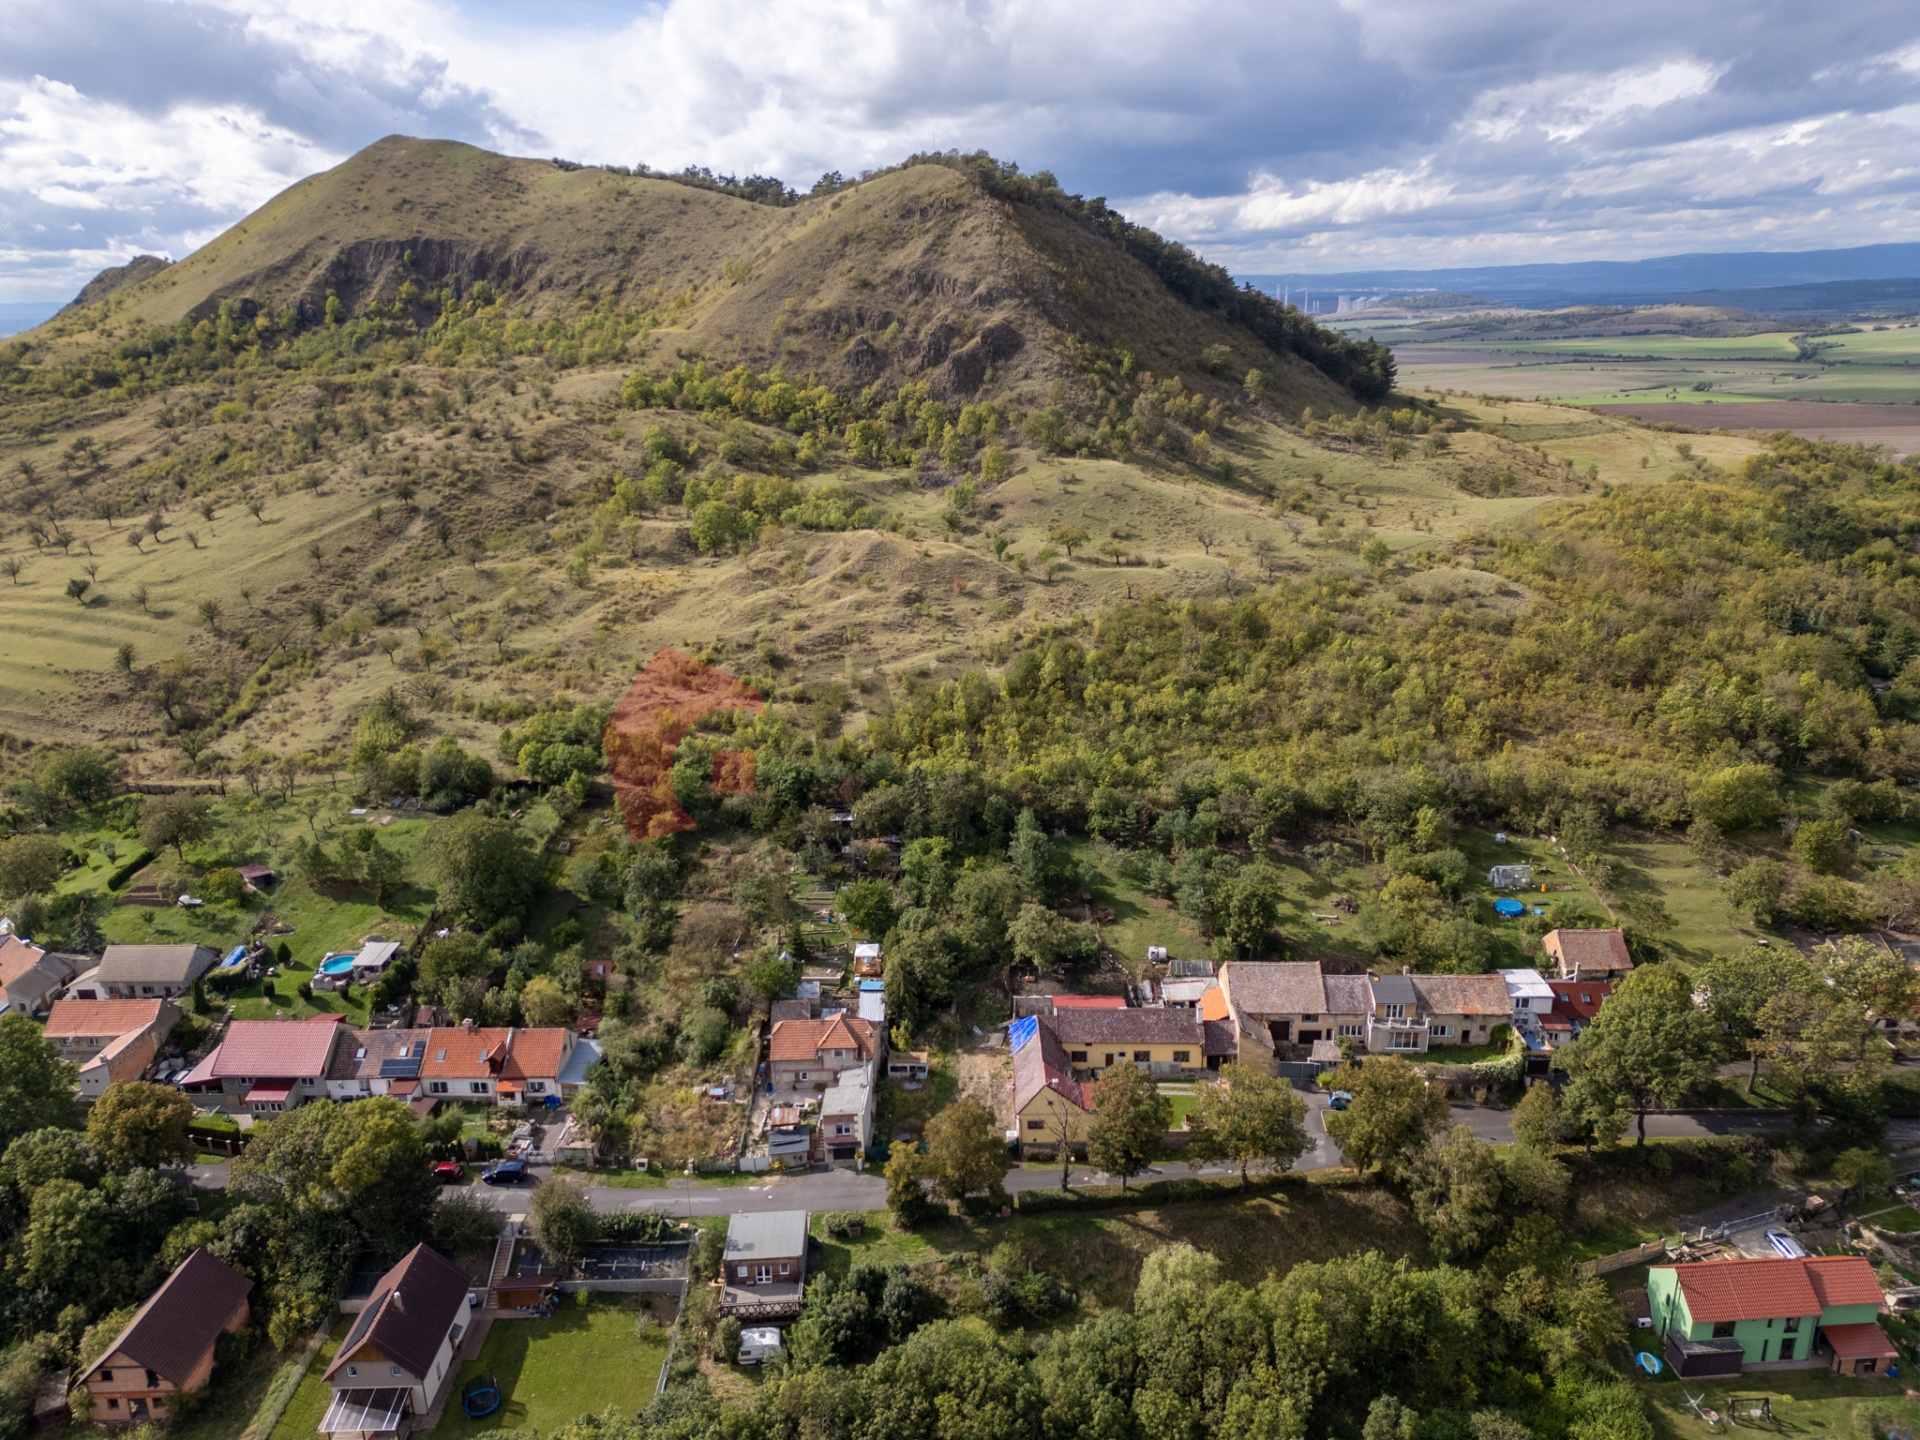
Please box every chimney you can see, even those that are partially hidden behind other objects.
[1402,965,1411,976]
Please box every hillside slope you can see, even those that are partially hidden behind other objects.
[0,138,1752,773]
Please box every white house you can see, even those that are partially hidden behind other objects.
[319,1244,473,1439]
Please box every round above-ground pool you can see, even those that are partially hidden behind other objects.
[318,953,357,976]
[1492,898,1526,918]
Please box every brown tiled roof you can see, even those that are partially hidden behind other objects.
[1202,1018,1239,1057]
[1542,928,1633,975]
[1321,974,1372,1016]
[43,998,168,1040]
[768,1015,877,1063]
[84,1250,251,1388]
[326,1029,429,1081]
[1048,1008,1205,1047]
[1220,962,1327,1015]
[325,1244,470,1383]
[1410,973,1513,1016]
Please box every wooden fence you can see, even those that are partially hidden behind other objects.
[1577,1238,1670,1278]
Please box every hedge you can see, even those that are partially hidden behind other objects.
[1011,1172,1298,1215]
[105,847,156,891]
[598,1210,687,1244]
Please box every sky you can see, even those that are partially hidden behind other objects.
[5,0,1920,302]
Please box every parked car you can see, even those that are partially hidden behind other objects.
[1765,1227,1808,1259]
[433,1160,465,1183]
[482,1159,528,1186]
[1327,1091,1353,1111]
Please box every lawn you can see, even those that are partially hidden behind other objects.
[437,1299,673,1438]
[1637,1368,1920,1439]
[266,1322,351,1440]
[148,1331,325,1440]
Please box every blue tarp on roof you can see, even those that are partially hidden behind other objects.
[1009,1015,1038,1053]
[220,945,248,969]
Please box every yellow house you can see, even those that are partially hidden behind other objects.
[1048,1008,1212,1079]
[1011,1021,1092,1156]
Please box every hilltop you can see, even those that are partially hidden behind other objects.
[0,137,1746,772]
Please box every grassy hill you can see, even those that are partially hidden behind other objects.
[0,138,1754,772]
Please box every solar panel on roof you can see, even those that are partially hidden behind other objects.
[379,1056,424,1078]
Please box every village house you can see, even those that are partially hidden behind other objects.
[417,1025,575,1107]
[720,1211,809,1319]
[88,944,221,1001]
[182,1016,351,1114]
[817,1065,874,1165]
[42,998,179,1100]
[320,1243,475,1439]
[0,936,80,1018]
[1647,1256,1892,1377]
[323,1030,431,1102]
[75,1249,251,1425]
[1542,928,1634,981]
[767,1014,882,1091]
[1408,973,1514,1048]
[1011,1018,1091,1156]
[1045,1006,1212,1079]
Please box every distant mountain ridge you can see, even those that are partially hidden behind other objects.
[1244,242,1920,312]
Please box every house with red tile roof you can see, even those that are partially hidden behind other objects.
[1647,1255,1892,1377]
[43,998,180,1100]
[183,1016,351,1114]
[1011,1017,1090,1157]
[767,1014,881,1091]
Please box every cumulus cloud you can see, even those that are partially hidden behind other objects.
[3,0,1920,298]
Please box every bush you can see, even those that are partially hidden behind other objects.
[821,1211,866,1240]
[1012,1172,1297,1214]
[599,1210,682,1243]
[712,1315,742,1363]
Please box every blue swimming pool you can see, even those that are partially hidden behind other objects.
[318,953,356,976]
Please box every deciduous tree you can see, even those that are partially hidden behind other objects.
[1187,1064,1310,1185]
[1086,1062,1169,1191]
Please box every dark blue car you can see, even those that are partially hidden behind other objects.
[482,1159,528,1186]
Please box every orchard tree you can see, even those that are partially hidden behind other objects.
[0,834,64,899]
[529,1176,598,1268]
[839,877,897,939]
[138,791,214,861]
[424,812,540,926]
[1086,1063,1170,1191]
[1694,945,1819,1091]
[1187,1064,1311,1185]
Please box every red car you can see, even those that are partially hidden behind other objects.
[433,1160,465,1183]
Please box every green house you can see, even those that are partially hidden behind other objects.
[1646,1256,1894,1378]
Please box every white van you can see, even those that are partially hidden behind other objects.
[737,1326,783,1365]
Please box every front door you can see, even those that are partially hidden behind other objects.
[128,1400,149,1421]
[1273,1021,1292,1042]
[755,1265,771,1285]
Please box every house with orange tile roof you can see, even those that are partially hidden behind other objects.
[43,998,180,1100]
[1647,1255,1892,1377]
[417,1024,575,1108]
[1541,927,1634,981]
[0,936,81,1018]
[767,1014,881,1091]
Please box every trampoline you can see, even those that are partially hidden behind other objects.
[462,1376,503,1418]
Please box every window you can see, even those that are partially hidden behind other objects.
[141,986,154,995]
[1712,1322,1736,1339]
[779,1263,790,1276]
[347,1366,358,1379]
[1302,1014,1319,1022]
[1133,1050,1151,1062]
[100,1371,113,1383]
[1581,993,1592,1004]
[1784,1317,1801,1333]
[797,1071,810,1082]
[1028,1119,1045,1130]
[834,1124,852,1136]
[1778,1338,1795,1360]
[391,1366,402,1378]
[428,1081,449,1095]
[1338,1024,1364,1038]
[1070,1050,1088,1062]
[1432,1025,1452,1039]
[108,1400,119,1411]
[1384,1003,1405,1019]
[469,1081,488,1094]
[1172,1050,1191,1063]
[436,1048,447,1061]
[737,1265,750,1279]
[146,1371,158,1389]
[527,1081,544,1092]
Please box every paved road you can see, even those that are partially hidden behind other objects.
[197,1104,1920,1214]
